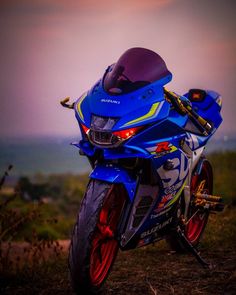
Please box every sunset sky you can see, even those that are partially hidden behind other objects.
[0,0,235,138]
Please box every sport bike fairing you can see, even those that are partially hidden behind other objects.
[75,74,172,131]
[75,47,172,130]
[72,48,222,249]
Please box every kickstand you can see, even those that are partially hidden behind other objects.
[176,226,213,270]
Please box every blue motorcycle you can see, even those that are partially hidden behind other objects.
[61,48,224,294]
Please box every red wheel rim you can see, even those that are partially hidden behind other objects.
[90,186,125,287]
[185,163,212,244]
[186,211,207,244]
[90,235,118,286]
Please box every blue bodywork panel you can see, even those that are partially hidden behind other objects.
[74,75,172,130]
[71,70,223,249]
[90,164,137,201]
[184,90,222,130]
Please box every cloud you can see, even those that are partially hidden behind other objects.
[0,0,175,19]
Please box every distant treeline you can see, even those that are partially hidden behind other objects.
[0,151,235,241]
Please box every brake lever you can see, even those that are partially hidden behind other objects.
[60,97,75,109]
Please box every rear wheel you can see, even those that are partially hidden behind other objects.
[69,180,126,294]
[167,159,213,251]
[185,160,212,245]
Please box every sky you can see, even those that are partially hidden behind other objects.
[0,0,236,138]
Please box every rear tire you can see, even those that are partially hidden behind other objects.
[167,159,213,252]
[69,180,126,294]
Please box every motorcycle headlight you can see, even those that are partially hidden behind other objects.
[91,115,117,131]
[81,115,144,147]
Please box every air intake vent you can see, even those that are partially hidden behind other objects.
[132,195,153,228]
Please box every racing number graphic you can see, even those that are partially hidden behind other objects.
[157,153,189,189]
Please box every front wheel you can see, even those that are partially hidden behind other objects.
[69,180,126,294]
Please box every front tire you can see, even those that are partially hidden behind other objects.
[69,180,126,294]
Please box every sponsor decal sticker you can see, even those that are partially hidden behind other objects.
[140,217,173,238]
[147,141,177,158]
[156,194,173,210]
[151,206,172,219]
[164,185,179,195]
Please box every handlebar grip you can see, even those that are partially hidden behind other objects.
[197,116,212,132]
[60,97,75,109]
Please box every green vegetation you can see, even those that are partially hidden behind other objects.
[0,152,235,294]
[204,152,236,250]
[208,151,236,204]
[0,152,235,242]
[0,173,89,241]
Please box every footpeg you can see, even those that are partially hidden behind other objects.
[194,192,224,212]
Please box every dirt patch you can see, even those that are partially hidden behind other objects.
[106,246,236,295]
[1,240,236,295]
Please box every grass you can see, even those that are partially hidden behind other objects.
[208,151,236,204]
[2,206,235,294]
[0,151,236,294]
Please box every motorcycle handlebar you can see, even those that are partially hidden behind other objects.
[164,88,212,136]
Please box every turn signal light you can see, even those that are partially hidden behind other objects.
[113,126,143,140]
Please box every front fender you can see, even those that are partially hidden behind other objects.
[89,164,137,201]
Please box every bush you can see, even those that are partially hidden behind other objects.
[0,166,62,276]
